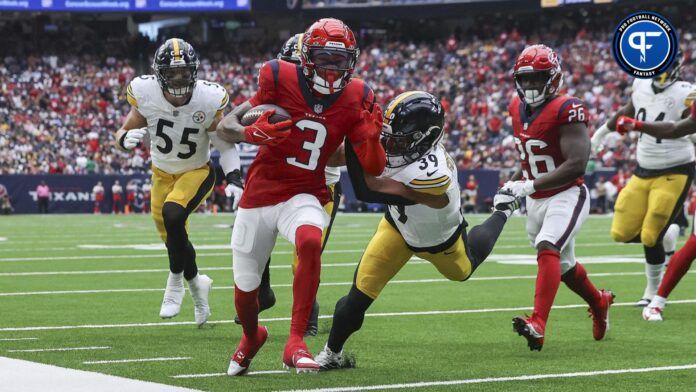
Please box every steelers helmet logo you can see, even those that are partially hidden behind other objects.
[192,111,206,124]
[612,12,678,78]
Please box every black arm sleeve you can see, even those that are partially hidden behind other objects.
[345,141,416,206]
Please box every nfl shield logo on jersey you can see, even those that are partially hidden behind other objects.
[193,111,206,123]
[313,104,323,114]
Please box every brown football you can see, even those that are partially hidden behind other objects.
[241,104,292,126]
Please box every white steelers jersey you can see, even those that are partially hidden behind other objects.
[382,143,463,249]
[127,76,229,174]
[631,78,695,170]
[325,166,342,186]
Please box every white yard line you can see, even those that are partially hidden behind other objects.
[275,364,696,392]
[2,299,696,332]
[0,338,38,341]
[171,370,288,378]
[7,346,110,353]
[84,356,190,365]
[0,270,668,297]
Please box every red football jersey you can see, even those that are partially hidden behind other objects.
[509,94,588,199]
[241,59,377,208]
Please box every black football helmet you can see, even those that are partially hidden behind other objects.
[278,33,303,65]
[152,38,199,97]
[381,91,445,168]
[653,49,684,91]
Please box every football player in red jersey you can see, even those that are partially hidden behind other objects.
[502,45,614,351]
[616,104,696,321]
[217,18,386,374]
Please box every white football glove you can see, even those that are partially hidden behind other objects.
[225,183,243,211]
[122,127,148,150]
[502,180,536,198]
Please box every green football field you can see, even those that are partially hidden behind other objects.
[1,212,696,391]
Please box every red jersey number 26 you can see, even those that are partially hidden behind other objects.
[514,137,556,179]
[286,119,327,171]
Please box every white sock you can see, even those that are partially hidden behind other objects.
[650,295,667,309]
[643,263,664,299]
[167,271,184,289]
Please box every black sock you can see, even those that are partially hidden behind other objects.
[466,211,507,270]
[645,244,665,265]
[327,285,373,353]
[163,202,197,280]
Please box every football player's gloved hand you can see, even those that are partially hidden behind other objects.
[362,103,384,141]
[616,115,642,135]
[120,127,148,150]
[502,180,536,198]
[224,170,244,211]
[243,109,293,146]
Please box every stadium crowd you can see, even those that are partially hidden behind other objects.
[1,10,696,176]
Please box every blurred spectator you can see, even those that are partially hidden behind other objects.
[462,174,478,213]
[595,176,607,214]
[112,180,123,214]
[36,181,50,214]
[1,194,11,215]
[142,179,152,214]
[93,181,104,214]
[125,181,138,214]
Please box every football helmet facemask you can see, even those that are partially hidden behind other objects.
[381,91,445,168]
[152,38,199,97]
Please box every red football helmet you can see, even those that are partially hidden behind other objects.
[301,18,359,95]
[513,45,563,106]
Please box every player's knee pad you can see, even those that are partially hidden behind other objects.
[641,191,678,247]
[295,225,322,254]
[162,202,187,234]
[611,190,643,243]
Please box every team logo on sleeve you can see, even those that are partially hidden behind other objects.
[192,111,206,123]
[612,12,678,78]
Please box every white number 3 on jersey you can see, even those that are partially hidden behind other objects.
[286,119,327,171]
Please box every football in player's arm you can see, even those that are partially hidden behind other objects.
[314,91,522,370]
[115,38,242,328]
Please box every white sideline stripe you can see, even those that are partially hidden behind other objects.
[0,338,38,341]
[276,364,696,392]
[8,346,110,353]
[84,356,190,365]
[2,299,696,332]
[0,356,200,392]
[171,370,288,378]
[0,270,664,297]
[0,249,362,262]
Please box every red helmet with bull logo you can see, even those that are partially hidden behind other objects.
[513,44,563,106]
[301,18,359,95]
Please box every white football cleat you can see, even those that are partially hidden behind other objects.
[635,297,651,307]
[188,274,213,326]
[314,344,345,370]
[160,272,185,319]
[642,305,664,322]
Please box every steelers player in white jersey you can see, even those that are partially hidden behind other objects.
[592,51,695,307]
[115,38,242,326]
[314,91,521,369]
[231,33,343,335]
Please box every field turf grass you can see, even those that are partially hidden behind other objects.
[1,213,695,391]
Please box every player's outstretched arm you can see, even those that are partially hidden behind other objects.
[114,107,148,152]
[534,122,590,192]
[591,101,635,153]
[616,114,696,139]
